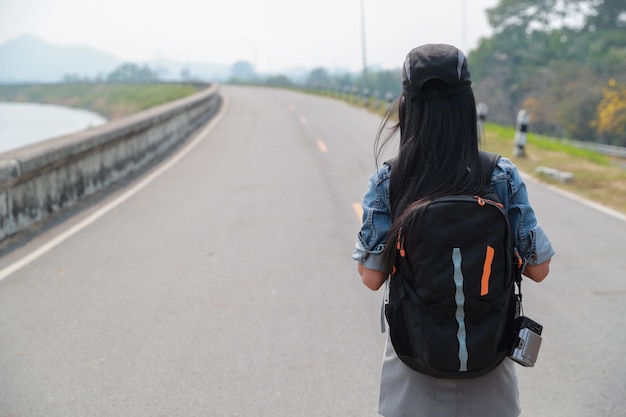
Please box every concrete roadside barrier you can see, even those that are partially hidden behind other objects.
[535,166,575,183]
[0,84,222,241]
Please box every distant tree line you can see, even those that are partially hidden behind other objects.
[63,63,160,83]
[105,63,159,83]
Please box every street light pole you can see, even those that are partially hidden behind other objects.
[461,0,467,52]
[360,0,368,85]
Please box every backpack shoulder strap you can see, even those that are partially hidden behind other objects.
[479,151,524,292]
[479,151,500,187]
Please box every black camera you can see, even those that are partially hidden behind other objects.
[509,316,543,367]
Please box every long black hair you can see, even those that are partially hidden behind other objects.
[375,79,484,273]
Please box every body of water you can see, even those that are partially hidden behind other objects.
[0,102,107,154]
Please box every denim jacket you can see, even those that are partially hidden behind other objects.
[352,157,555,272]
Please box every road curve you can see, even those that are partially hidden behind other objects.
[0,86,624,417]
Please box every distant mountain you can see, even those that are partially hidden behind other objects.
[0,35,121,83]
[0,35,232,83]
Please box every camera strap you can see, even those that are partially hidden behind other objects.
[515,280,524,317]
[514,250,524,317]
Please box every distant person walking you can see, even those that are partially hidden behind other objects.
[352,44,554,417]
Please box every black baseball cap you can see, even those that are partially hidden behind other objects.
[402,44,471,99]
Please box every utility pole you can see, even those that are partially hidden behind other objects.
[461,0,467,52]
[360,0,368,85]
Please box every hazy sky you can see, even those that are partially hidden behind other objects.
[0,0,499,73]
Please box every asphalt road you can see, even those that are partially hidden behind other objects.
[0,86,624,417]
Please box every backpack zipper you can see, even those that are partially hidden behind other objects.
[396,228,406,257]
[474,195,504,209]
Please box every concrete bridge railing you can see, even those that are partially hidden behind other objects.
[0,83,222,241]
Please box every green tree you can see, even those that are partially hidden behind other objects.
[584,0,626,30]
[471,0,626,141]
[593,79,626,145]
[263,75,294,88]
[486,0,585,33]
[230,61,256,82]
[306,68,333,89]
[107,63,159,83]
[486,0,625,33]
[362,70,401,98]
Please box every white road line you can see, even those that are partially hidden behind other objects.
[0,95,230,283]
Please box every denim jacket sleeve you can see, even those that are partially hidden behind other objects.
[491,157,555,267]
[352,164,392,272]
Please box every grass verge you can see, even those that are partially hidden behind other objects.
[0,83,204,120]
[481,123,626,216]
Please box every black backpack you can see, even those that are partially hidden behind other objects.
[384,151,522,379]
